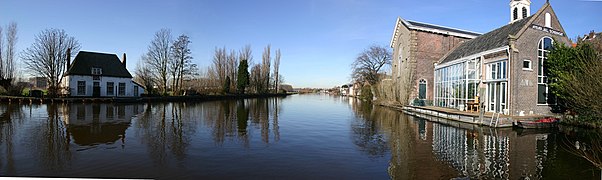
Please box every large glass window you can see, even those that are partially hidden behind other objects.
[486,61,507,80]
[434,58,480,110]
[538,37,553,104]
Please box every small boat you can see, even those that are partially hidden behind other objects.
[516,117,559,129]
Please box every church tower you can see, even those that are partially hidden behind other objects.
[510,0,531,23]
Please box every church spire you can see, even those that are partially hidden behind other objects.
[510,0,531,24]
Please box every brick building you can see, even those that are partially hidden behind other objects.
[389,17,480,105]
[433,0,570,115]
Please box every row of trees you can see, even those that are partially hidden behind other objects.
[136,29,197,96]
[206,45,282,94]
[135,29,284,96]
[5,25,285,97]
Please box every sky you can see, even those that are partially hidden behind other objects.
[1,0,600,88]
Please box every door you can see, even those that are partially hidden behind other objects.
[93,82,100,97]
[488,82,507,113]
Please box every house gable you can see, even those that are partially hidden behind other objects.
[515,1,568,40]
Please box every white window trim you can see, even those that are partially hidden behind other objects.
[545,13,552,28]
[537,37,553,105]
[523,59,532,71]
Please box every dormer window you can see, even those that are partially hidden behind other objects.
[92,67,102,75]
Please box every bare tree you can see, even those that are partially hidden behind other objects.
[261,45,271,93]
[211,47,228,93]
[21,29,80,97]
[273,49,281,93]
[134,58,156,95]
[227,49,238,92]
[351,45,392,85]
[4,22,17,81]
[144,29,172,95]
[170,34,193,95]
[0,26,3,82]
[250,64,262,93]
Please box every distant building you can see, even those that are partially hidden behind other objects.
[29,77,48,89]
[279,84,294,93]
[63,51,144,97]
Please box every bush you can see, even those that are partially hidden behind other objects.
[360,85,373,102]
[547,42,602,119]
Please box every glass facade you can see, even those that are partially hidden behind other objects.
[434,57,481,110]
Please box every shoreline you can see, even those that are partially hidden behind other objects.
[0,93,293,104]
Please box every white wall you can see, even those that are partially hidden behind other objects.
[65,75,144,97]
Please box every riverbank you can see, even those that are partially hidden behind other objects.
[0,93,292,104]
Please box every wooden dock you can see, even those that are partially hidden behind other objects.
[387,105,549,128]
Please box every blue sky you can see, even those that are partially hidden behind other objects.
[1,0,600,88]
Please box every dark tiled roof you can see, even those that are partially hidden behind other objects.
[67,51,132,78]
[440,16,532,64]
[407,20,482,37]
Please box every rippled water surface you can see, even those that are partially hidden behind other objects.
[0,94,600,179]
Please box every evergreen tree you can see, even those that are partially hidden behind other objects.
[237,59,250,94]
[223,76,231,94]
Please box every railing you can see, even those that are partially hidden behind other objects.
[412,99,433,106]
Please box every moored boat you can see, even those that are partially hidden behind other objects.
[516,117,559,129]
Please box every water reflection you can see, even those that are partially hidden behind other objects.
[64,103,144,146]
[0,104,24,175]
[349,99,600,179]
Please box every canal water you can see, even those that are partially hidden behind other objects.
[0,94,600,179]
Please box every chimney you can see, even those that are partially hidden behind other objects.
[122,53,127,68]
[66,48,71,72]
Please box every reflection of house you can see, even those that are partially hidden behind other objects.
[63,51,144,97]
[62,103,145,146]
[432,1,570,115]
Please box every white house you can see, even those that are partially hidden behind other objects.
[63,51,144,97]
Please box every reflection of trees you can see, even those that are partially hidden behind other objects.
[0,104,24,175]
[350,100,388,157]
[26,104,72,170]
[136,103,196,166]
[562,128,602,176]
[205,98,282,146]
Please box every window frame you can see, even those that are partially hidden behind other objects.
[523,59,532,70]
[537,37,553,105]
[107,82,114,96]
[77,81,86,95]
[118,82,126,96]
[91,67,103,75]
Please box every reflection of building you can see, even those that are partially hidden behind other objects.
[62,103,145,146]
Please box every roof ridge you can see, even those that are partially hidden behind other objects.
[406,19,482,36]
